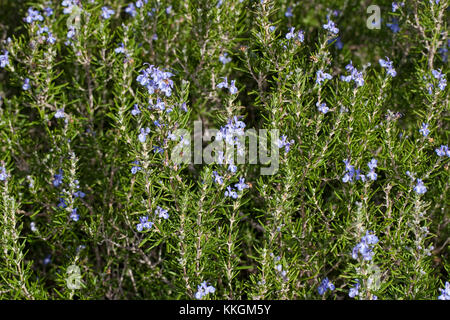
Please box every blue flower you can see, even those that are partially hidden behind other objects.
[392,2,405,12]
[323,18,339,35]
[101,6,115,19]
[44,7,53,17]
[318,277,335,295]
[53,169,63,187]
[24,7,44,24]
[435,145,450,157]
[22,78,31,91]
[131,160,141,174]
[387,18,400,33]
[229,80,238,94]
[368,158,377,170]
[419,123,430,137]
[55,108,65,119]
[219,52,231,65]
[130,104,141,116]
[438,282,450,300]
[349,280,360,298]
[352,231,379,261]
[317,101,330,114]
[70,208,80,221]
[413,179,427,194]
[341,61,364,87]
[316,69,332,85]
[115,43,126,54]
[235,177,249,191]
[217,76,228,89]
[0,50,9,68]
[225,186,238,199]
[285,6,293,17]
[155,206,169,220]
[195,281,215,299]
[431,69,447,91]
[379,57,397,77]
[138,127,150,143]
[0,166,7,181]
[136,64,174,97]
[125,3,137,17]
[212,171,224,185]
[136,216,153,231]
[277,135,294,153]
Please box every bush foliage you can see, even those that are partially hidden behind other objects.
[0,0,448,300]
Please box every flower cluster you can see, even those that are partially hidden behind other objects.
[413,178,427,194]
[342,158,378,183]
[316,69,332,85]
[323,18,339,35]
[419,123,430,137]
[37,26,56,45]
[285,27,304,43]
[435,145,450,157]
[318,277,335,295]
[379,57,397,77]
[341,61,364,87]
[352,231,379,261]
[316,101,330,114]
[438,282,450,300]
[0,166,8,181]
[195,281,216,299]
[101,6,115,19]
[24,7,44,24]
[136,216,153,232]
[217,77,238,94]
[136,64,174,97]
[348,280,360,298]
[277,135,294,153]
[155,206,169,220]
[0,50,9,68]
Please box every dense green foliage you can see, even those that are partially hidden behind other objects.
[0,0,448,300]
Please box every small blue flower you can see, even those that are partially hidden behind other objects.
[212,171,224,185]
[419,123,430,137]
[131,104,141,116]
[413,178,427,194]
[70,208,80,221]
[155,206,169,220]
[225,186,238,199]
[316,69,332,85]
[435,145,450,157]
[235,177,249,191]
[0,50,9,68]
[24,7,44,24]
[438,282,450,300]
[138,127,150,143]
[101,6,115,19]
[379,57,397,77]
[131,160,141,174]
[195,281,216,299]
[318,277,335,295]
[349,280,360,298]
[219,52,232,65]
[125,3,137,17]
[136,216,153,231]
[277,135,294,153]
[323,18,339,35]
[0,166,7,181]
[285,6,293,17]
[317,101,330,114]
[53,169,63,187]
[22,78,31,91]
[54,108,65,119]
